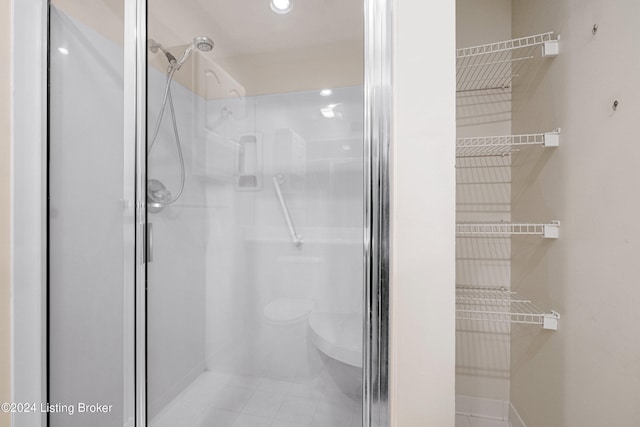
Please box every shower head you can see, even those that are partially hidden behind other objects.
[149,36,214,69]
[174,35,215,69]
[194,36,214,52]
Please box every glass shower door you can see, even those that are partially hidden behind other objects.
[145,1,366,426]
[48,1,133,426]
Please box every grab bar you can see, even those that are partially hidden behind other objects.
[272,175,304,247]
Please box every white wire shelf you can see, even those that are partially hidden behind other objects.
[456,221,560,239]
[457,32,559,92]
[456,130,560,158]
[456,286,559,330]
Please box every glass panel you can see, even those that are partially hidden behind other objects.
[48,1,128,426]
[146,1,365,425]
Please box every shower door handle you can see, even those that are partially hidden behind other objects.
[146,223,153,263]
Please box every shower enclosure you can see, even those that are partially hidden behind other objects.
[46,0,390,426]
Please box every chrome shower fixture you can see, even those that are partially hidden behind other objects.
[147,179,172,213]
[194,36,214,52]
[174,36,215,69]
[146,35,215,213]
[148,39,177,65]
[149,36,215,70]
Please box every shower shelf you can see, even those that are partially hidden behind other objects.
[456,130,559,158]
[456,286,559,331]
[456,221,560,239]
[457,32,559,92]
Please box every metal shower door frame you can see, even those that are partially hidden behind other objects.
[126,0,392,425]
[363,0,392,425]
[124,0,146,426]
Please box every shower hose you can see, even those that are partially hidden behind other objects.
[147,65,186,205]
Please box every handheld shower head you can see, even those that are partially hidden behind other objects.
[147,35,215,211]
[175,36,215,68]
[194,36,214,52]
[150,36,215,70]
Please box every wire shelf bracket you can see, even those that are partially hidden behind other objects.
[456,287,560,331]
[456,129,560,157]
[456,32,560,92]
[456,221,560,239]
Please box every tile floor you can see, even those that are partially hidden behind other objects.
[456,414,511,427]
[150,371,362,427]
[151,371,512,427]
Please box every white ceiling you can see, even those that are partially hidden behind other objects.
[148,0,364,58]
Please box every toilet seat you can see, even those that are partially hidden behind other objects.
[308,312,362,368]
[263,298,314,324]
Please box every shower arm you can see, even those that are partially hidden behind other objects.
[272,175,304,247]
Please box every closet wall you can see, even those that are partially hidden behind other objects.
[456,0,640,425]
[456,0,512,401]
[510,0,640,426]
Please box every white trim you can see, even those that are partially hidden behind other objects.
[509,402,527,427]
[456,395,510,421]
[123,1,139,426]
[11,1,48,426]
[455,396,529,427]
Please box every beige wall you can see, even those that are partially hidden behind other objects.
[511,0,640,426]
[216,41,363,96]
[0,0,11,424]
[53,0,362,98]
[391,0,456,425]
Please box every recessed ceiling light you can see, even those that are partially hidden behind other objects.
[58,47,69,55]
[320,89,333,97]
[270,0,292,14]
[320,107,335,118]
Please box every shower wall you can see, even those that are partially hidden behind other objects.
[145,59,207,418]
[199,88,364,379]
[48,8,125,426]
[145,40,364,417]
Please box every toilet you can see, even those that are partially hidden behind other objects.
[262,297,317,379]
[261,256,323,379]
[260,255,363,389]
